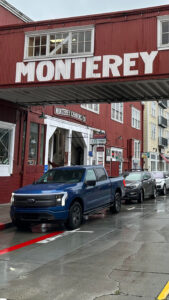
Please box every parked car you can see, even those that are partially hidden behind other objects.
[151,171,169,195]
[10,165,125,230]
[123,171,156,203]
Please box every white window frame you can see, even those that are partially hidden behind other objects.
[0,121,16,177]
[151,101,156,117]
[157,15,169,50]
[81,104,99,114]
[24,25,95,61]
[134,140,140,160]
[111,103,123,123]
[131,107,141,130]
[151,123,156,140]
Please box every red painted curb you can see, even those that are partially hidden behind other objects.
[0,230,64,255]
[0,222,13,231]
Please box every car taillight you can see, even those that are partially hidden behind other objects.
[123,179,126,187]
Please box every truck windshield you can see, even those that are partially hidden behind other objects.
[36,169,85,184]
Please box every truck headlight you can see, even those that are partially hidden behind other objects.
[10,193,14,204]
[55,192,68,206]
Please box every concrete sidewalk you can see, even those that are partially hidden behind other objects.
[0,203,13,230]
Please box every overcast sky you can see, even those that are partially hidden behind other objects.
[7,0,169,21]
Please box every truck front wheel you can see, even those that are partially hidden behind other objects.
[66,201,82,230]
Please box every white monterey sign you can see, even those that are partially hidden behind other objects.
[15,51,158,83]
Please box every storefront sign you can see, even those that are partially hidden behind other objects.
[15,51,158,83]
[90,133,106,145]
[96,147,104,152]
[90,138,106,145]
[54,108,86,123]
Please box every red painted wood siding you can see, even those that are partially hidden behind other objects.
[0,6,25,25]
[0,6,169,86]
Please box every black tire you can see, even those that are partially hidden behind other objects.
[110,192,121,214]
[138,189,144,203]
[124,199,131,205]
[151,186,157,199]
[13,221,30,230]
[162,185,166,195]
[66,201,82,230]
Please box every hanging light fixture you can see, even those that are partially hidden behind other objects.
[39,112,46,119]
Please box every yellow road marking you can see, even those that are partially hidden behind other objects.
[158,282,169,300]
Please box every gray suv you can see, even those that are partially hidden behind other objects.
[124,171,156,203]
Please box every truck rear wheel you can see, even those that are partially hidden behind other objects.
[66,201,82,230]
[110,192,121,214]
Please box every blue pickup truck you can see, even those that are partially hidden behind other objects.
[10,165,125,230]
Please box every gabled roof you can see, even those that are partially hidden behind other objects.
[0,0,32,23]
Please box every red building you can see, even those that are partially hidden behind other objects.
[3,1,169,203]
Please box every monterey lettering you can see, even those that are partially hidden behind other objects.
[15,51,158,83]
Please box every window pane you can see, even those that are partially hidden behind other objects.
[50,35,55,52]
[162,21,169,33]
[35,36,40,46]
[85,169,96,181]
[34,46,40,56]
[28,37,34,57]
[41,45,46,56]
[85,31,91,41]
[55,33,62,44]
[62,43,68,54]
[28,46,34,57]
[0,129,9,165]
[72,43,77,53]
[29,37,34,47]
[79,32,84,42]
[41,36,47,45]
[40,125,45,165]
[28,123,38,165]
[72,33,78,43]
[85,42,91,52]
[78,42,84,53]
[22,121,26,163]
[162,33,169,44]
[94,104,98,112]
[55,48,61,55]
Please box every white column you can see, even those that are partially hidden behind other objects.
[68,130,72,166]
[44,125,57,165]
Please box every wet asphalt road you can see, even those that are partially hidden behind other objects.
[1,194,169,299]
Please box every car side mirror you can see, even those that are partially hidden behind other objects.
[85,180,96,186]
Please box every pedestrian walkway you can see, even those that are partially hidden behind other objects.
[0,203,12,230]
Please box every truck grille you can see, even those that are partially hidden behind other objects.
[14,194,56,208]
